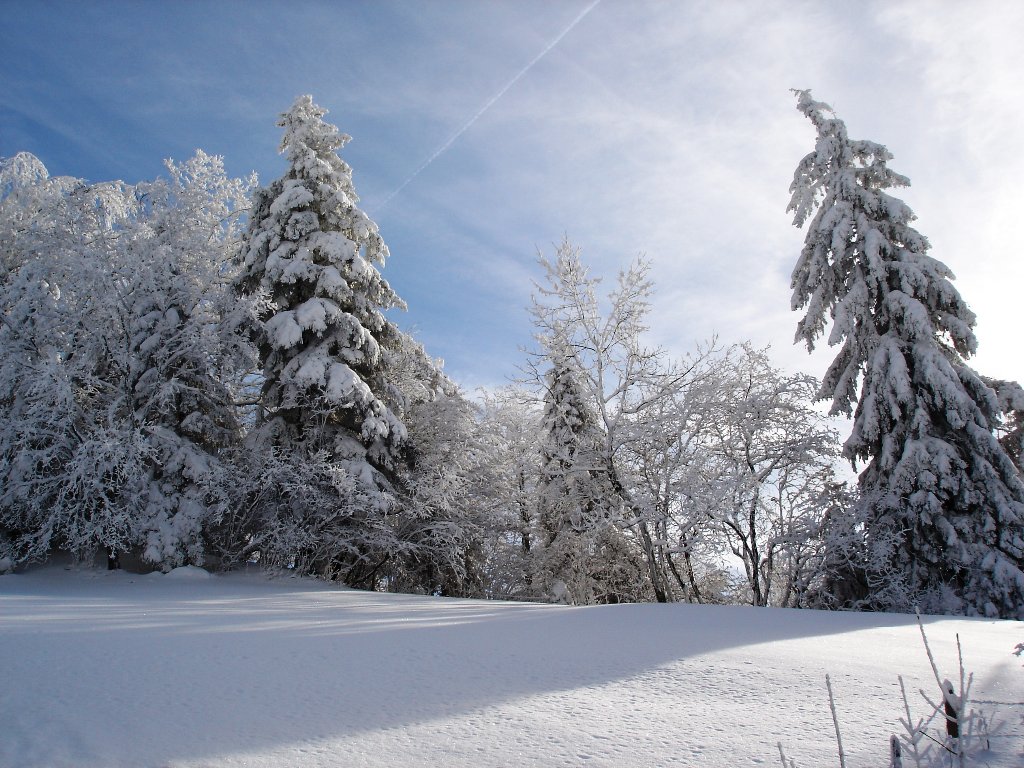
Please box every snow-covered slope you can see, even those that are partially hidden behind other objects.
[1,566,1021,768]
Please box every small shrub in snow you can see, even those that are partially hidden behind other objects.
[779,614,998,767]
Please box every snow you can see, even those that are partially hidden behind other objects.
[307,231,356,265]
[293,354,329,388]
[268,179,314,216]
[265,311,303,349]
[161,565,214,580]
[326,361,371,404]
[1,566,1021,768]
[294,297,333,334]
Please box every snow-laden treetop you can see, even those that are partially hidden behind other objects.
[787,89,978,411]
[274,95,391,270]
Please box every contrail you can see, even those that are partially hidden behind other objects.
[375,0,601,213]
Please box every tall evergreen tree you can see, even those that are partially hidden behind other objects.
[788,90,1024,617]
[235,95,413,579]
[239,95,407,470]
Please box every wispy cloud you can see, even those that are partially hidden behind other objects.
[375,0,601,213]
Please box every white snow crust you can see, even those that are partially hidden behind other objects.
[1,566,1021,767]
[162,565,214,580]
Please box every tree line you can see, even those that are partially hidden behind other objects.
[1,93,1021,618]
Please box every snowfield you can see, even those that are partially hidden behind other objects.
[1,566,1021,768]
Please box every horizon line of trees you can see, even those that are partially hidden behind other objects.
[1,93,1021,618]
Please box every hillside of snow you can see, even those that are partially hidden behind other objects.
[1,565,1022,768]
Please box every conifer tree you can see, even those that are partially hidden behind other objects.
[239,95,407,472]
[539,347,604,535]
[788,90,1024,617]
[236,96,413,579]
[536,344,637,604]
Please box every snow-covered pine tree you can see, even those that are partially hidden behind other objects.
[787,90,1024,617]
[239,95,407,466]
[236,95,411,580]
[985,377,1024,474]
[539,345,602,534]
[536,343,637,604]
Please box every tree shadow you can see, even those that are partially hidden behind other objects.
[0,567,991,768]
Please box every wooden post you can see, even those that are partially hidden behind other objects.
[889,735,902,768]
[943,680,959,739]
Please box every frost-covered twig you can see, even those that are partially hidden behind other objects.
[777,623,1001,768]
[916,610,944,691]
[955,634,966,745]
[777,741,797,768]
[897,674,932,767]
[912,615,999,766]
[825,674,847,768]
[916,728,956,756]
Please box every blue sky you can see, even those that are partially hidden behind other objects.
[2,0,1022,391]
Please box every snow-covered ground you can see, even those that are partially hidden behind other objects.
[1,565,1021,768]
